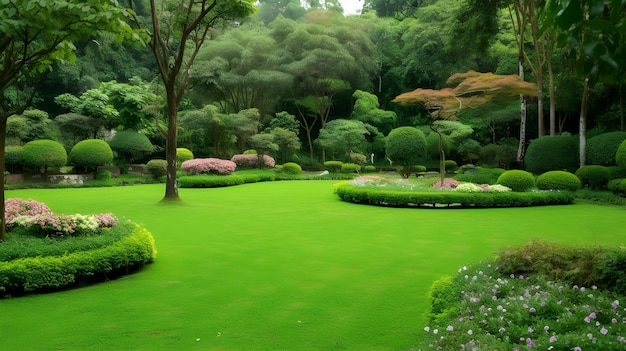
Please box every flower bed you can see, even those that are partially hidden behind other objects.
[334,177,574,208]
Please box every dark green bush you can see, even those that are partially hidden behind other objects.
[178,175,245,188]
[616,139,626,167]
[536,171,581,191]
[413,165,427,173]
[455,167,505,185]
[21,140,67,174]
[386,127,427,178]
[146,159,168,178]
[69,139,113,171]
[575,165,611,189]
[496,170,536,192]
[341,163,360,174]
[524,135,578,174]
[0,223,156,297]
[444,160,457,173]
[108,131,154,164]
[363,165,376,173]
[608,166,626,180]
[176,148,194,167]
[425,132,453,161]
[596,247,626,295]
[282,162,302,175]
[5,145,23,172]
[96,169,112,181]
[608,178,626,196]
[324,160,344,173]
[479,143,517,168]
[586,132,626,166]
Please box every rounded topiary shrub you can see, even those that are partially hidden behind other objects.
[21,140,67,174]
[496,170,536,192]
[147,159,168,178]
[324,160,344,173]
[524,135,578,174]
[282,162,302,175]
[586,132,626,166]
[575,165,611,189]
[108,130,154,163]
[243,149,257,155]
[341,163,360,174]
[181,158,236,175]
[5,145,23,172]
[444,160,457,173]
[413,165,427,173]
[536,171,581,191]
[96,169,112,181]
[363,165,376,173]
[617,139,626,168]
[69,139,113,171]
[386,126,427,178]
[176,148,194,166]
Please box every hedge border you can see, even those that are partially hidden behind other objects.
[0,224,156,297]
[334,183,574,208]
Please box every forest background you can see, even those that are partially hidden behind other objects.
[5,0,625,169]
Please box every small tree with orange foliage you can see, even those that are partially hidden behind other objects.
[393,71,538,184]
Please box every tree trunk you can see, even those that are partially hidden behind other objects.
[579,78,589,167]
[163,97,180,201]
[517,61,527,162]
[620,88,624,132]
[548,50,556,136]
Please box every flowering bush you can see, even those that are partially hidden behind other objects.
[487,184,512,192]
[350,176,416,191]
[423,262,626,350]
[455,183,483,192]
[433,178,460,190]
[181,158,237,175]
[230,154,275,168]
[10,212,119,237]
[5,198,53,225]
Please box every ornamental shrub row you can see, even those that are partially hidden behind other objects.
[181,158,236,175]
[231,154,276,168]
[334,183,574,208]
[0,223,156,297]
[178,175,246,188]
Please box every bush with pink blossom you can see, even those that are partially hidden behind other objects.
[433,178,460,190]
[231,154,275,168]
[9,212,119,237]
[181,158,237,175]
[5,198,53,225]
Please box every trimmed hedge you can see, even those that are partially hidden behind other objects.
[324,160,344,173]
[363,165,376,173]
[21,140,67,172]
[608,178,626,196]
[334,183,574,208]
[179,175,246,188]
[341,163,360,174]
[575,165,611,189]
[496,170,536,192]
[282,162,302,175]
[69,139,113,170]
[536,171,581,191]
[586,132,626,166]
[176,148,194,166]
[524,135,578,174]
[617,139,626,167]
[0,224,156,297]
[146,159,167,178]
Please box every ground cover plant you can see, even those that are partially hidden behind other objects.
[0,182,625,350]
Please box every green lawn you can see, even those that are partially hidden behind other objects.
[1,181,625,350]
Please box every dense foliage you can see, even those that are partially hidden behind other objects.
[108,131,154,164]
[536,171,581,191]
[586,132,626,166]
[385,127,427,177]
[496,170,536,192]
[21,140,67,174]
[69,139,113,171]
[524,135,579,174]
[575,165,611,189]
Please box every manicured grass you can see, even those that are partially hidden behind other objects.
[1,181,625,350]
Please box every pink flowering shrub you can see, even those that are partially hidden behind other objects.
[231,154,276,168]
[10,212,119,237]
[181,158,237,175]
[5,198,53,224]
[433,178,460,190]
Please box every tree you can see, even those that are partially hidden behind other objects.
[0,0,137,241]
[138,0,256,201]
[350,90,397,135]
[314,119,369,162]
[21,140,67,177]
[249,133,278,168]
[385,126,427,178]
[270,127,301,164]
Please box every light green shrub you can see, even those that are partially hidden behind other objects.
[575,165,611,189]
[21,140,67,174]
[536,171,581,191]
[496,170,536,192]
[282,162,302,175]
[243,149,257,154]
[324,160,344,173]
[70,139,113,171]
[617,140,626,167]
[386,127,427,178]
[176,148,194,167]
[5,146,23,172]
[363,165,376,173]
[444,160,457,173]
[341,163,360,174]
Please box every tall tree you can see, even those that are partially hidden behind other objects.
[0,0,137,241]
[137,0,256,201]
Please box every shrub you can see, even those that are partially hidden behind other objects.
[524,135,578,174]
[444,160,457,173]
[179,175,245,188]
[349,152,367,165]
[243,149,257,154]
[586,131,626,166]
[363,165,376,173]
[575,165,611,189]
[96,169,112,181]
[608,178,626,196]
[413,165,427,173]
[496,170,535,192]
[455,183,483,192]
[176,148,194,167]
[5,198,53,225]
[455,167,504,185]
[433,178,459,190]
[5,146,23,172]
[181,158,236,175]
[231,154,275,169]
[479,143,516,168]
[146,159,168,179]
[386,127,427,178]
[616,139,626,167]
[282,162,302,175]
[608,166,626,180]
[324,160,344,172]
[10,213,119,238]
[536,171,581,191]
[425,132,453,161]
[108,130,154,163]
[69,139,113,171]
[341,163,360,173]
[21,140,67,174]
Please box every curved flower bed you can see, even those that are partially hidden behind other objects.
[0,199,156,297]
[334,178,575,208]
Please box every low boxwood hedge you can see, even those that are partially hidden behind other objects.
[0,223,156,297]
[179,174,246,188]
[334,183,574,208]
